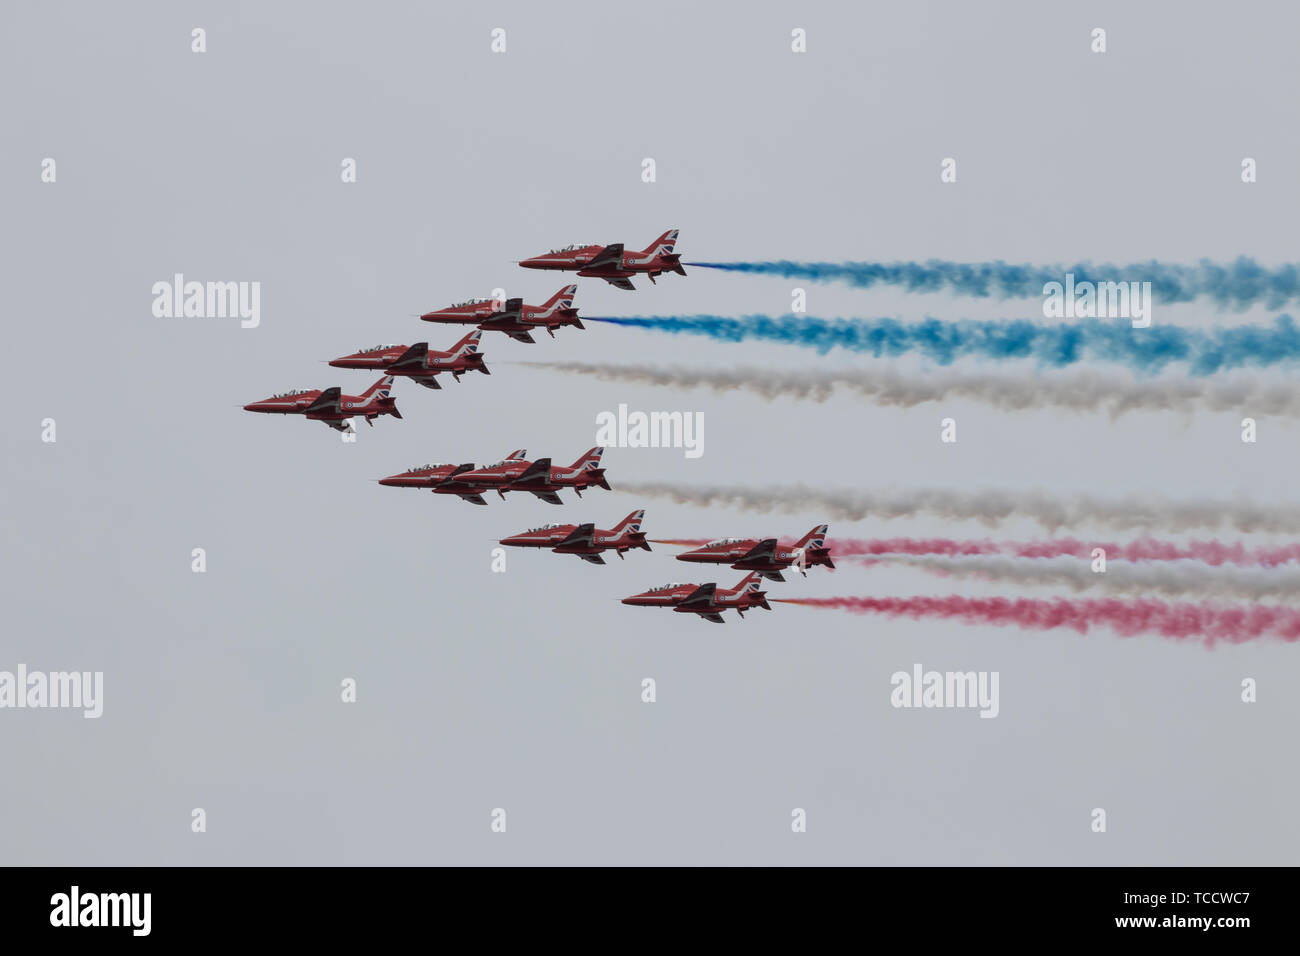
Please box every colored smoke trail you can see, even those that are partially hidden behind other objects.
[651,536,1300,567]
[768,595,1300,645]
[587,314,1300,375]
[516,360,1300,419]
[687,258,1300,310]
[890,555,1300,602]
[616,483,1300,534]
[835,537,1300,567]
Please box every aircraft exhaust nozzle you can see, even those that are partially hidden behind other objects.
[572,317,585,330]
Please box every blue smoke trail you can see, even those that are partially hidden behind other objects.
[588,314,1300,375]
[685,258,1300,311]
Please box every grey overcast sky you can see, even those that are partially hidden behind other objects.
[2,0,1298,864]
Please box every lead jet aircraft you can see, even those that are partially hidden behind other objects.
[621,572,772,624]
[457,447,609,504]
[377,450,527,505]
[329,331,489,387]
[243,375,400,432]
[499,510,649,564]
[517,229,684,290]
[420,285,582,343]
[672,525,834,581]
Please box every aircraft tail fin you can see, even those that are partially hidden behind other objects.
[544,284,578,311]
[570,446,604,471]
[614,509,645,535]
[796,524,829,550]
[362,375,396,400]
[642,228,679,257]
[451,329,483,357]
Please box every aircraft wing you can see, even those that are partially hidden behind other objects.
[737,538,779,563]
[531,491,563,505]
[699,612,725,624]
[413,376,443,389]
[387,343,428,373]
[512,458,552,485]
[457,492,487,505]
[501,329,536,343]
[303,387,342,416]
[577,554,606,565]
[555,523,596,549]
[677,583,717,609]
[493,297,524,320]
[323,420,354,433]
[603,277,636,291]
[585,243,623,271]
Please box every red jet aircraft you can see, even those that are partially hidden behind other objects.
[377,450,526,506]
[517,229,684,290]
[243,375,400,432]
[499,510,649,564]
[328,331,489,388]
[456,447,609,504]
[621,572,772,624]
[672,525,834,581]
[419,285,582,343]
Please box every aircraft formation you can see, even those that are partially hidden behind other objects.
[242,229,683,433]
[243,227,833,620]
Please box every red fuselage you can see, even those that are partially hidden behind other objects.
[243,378,399,430]
[499,510,649,562]
[419,299,500,324]
[517,232,683,289]
[621,575,771,621]
[419,287,580,342]
[329,338,487,382]
[674,526,834,579]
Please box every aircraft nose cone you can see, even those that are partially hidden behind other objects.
[677,551,705,562]
[499,536,522,546]
[378,477,401,487]
[243,402,263,412]
[518,257,543,269]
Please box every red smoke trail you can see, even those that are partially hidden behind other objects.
[770,595,1300,645]
[830,537,1300,567]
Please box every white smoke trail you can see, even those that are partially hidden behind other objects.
[615,483,1300,534]
[516,361,1300,419]
[890,554,1300,602]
